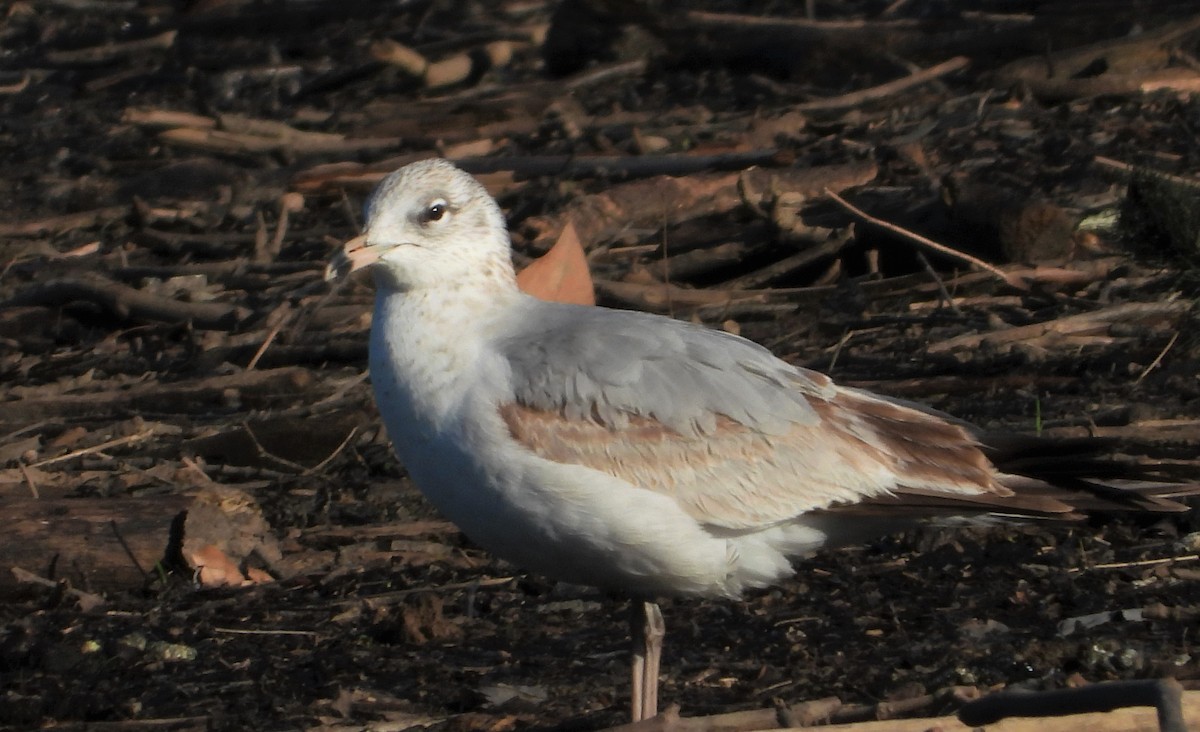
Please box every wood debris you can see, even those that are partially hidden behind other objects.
[1,1,1199,730]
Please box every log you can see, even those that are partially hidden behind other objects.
[1,485,283,596]
[601,688,1200,730]
[1,494,190,596]
[0,366,321,427]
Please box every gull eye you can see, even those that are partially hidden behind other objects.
[419,200,449,225]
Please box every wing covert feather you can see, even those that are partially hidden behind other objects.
[499,302,829,436]
[494,300,1007,530]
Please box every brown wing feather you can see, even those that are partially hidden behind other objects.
[499,386,1019,531]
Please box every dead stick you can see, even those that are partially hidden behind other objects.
[4,272,245,329]
[303,426,358,476]
[12,567,106,609]
[823,188,1026,290]
[685,10,918,31]
[457,151,785,180]
[927,301,1187,354]
[213,627,321,637]
[721,230,852,289]
[45,30,177,65]
[270,199,291,258]
[180,455,215,484]
[566,59,649,90]
[914,251,962,315]
[1136,330,1179,384]
[29,428,158,469]
[253,210,270,263]
[1093,155,1200,189]
[1069,554,1200,574]
[780,696,843,725]
[241,422,308,473]
[958,678,1186,732]
[247,319,286,371]
[17,462,39,499]
[0,205,129,237]
[110,520,148,577]
[0,73,32,94]
[796,56,969,111]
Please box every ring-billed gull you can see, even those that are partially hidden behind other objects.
[327,158,1193,722]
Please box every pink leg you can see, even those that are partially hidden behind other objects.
[629,600,666,722]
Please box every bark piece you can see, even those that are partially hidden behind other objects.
[1,367,321,426]
[3,271,248,329]
[995,15,1200,87]
[1,494,189,595]
[926,301,1189,356]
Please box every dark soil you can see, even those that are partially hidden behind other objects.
[3,1,1200,730]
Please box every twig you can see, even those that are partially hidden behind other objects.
[0,73,32,94]
[0,205,129,237]
[914,251,962,315]
[1069,554,1200,574]
[720,230,852,290]
[158,125,403,156]
[310,371,371,408]
[1094,156,1200,189]
[1144,603,1200,622]
[958,679,1187,732]
[303,426,358,475]
[213,627,322,637]
[45,30,177,65]
[110,520,148,577]
[927,301,1188,355]
[566,59,649,90]
[247,318,287,371]
[17,461,39,499]
[457,151,786,180]
[685,10,918,31]
[823,188,1025,289]
[4,272,246,329]
[795,56,969,112]
[252,210,269,265]
[241,422,309,473]
[180,455,216,484]
[1014,69,1200,103]
[826,329,855,374]
[1136,330,1180,384]
[270,196,294,258]
[28,428,159,468]
[11,567,106,610]
[122,107,216,130]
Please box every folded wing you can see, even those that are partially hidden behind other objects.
[495,301,1059,532]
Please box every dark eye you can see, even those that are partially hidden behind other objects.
[421,201,447,224]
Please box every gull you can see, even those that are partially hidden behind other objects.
[327,158,1193,722]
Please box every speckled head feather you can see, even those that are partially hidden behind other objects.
[328,158,514,293]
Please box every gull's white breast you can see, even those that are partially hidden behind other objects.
[368,290,827,598]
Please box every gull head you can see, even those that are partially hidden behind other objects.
[326,159,514,293]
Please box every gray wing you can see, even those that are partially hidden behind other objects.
[497,300,833,437]
[493,298,1004,529]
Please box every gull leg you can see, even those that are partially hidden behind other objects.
[629,600,666,722]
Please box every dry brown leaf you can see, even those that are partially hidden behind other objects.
[244,566,274,584]
[190,544,248,587]
[516,220,595,306]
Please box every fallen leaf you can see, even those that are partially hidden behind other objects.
[190,544,247,587]
[516,220,595,306]
[245,566,274,584]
